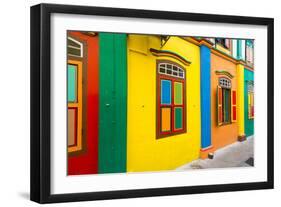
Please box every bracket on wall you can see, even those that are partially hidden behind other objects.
[160,35,170,48]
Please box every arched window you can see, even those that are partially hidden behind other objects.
[67,36,84,154]
[217,77,237,125]
[158,62,185,79]
[157,61,186,138]
[67,37,83,57]
[219,77,231,89]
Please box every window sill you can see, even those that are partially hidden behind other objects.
[219,122,233,126]
[157,130,187,139]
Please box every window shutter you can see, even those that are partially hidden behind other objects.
[217,86,223,126]
[248,93,251,118]
[246,47,250,62]
[231,90,237,122]
[225,39,230,49]
[251,93,254,118]
[248,92,254,119]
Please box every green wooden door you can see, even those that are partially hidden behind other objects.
[98,33,127,173]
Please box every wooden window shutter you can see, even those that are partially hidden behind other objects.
[248,92,254,119]
[251,93,254,118]
[231,90,237,122]
[248,93,251,118]
[217,86,223,126]
[225,39,230,49]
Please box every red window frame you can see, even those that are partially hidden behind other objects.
[157,61,186,138]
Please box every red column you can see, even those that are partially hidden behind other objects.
[68,31,99,175]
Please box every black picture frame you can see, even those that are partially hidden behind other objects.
[30,3,274,204]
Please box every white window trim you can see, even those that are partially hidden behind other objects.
[67,36,83,58]
[219,77,231,89]
[158,63,185,79]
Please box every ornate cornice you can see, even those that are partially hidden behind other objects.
[215,70,234,79]
[150,48,191,66]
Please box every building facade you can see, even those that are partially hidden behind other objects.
[201,37,254,158]
[127,35,201,172]
[66,32,254,175]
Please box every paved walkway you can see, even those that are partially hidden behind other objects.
[176,136,254,170]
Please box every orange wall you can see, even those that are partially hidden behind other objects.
[211,53,238,150]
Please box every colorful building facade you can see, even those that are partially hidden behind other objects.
[127,35,201,172]
[200,38,254,158]
[210,50,239,153]
[66,32,254,175]
[67,31,99,175]
[244,68,254,137]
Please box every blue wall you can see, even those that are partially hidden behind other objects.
[200,45,211,148]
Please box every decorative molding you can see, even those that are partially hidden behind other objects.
[239,60,254,71]
[211,48,254,71]
[215,70,234,79]
[81,31,97,37]
[182,37,214,48]
[150,48,191,66]
[236,60,254,71]
[181,37,254,70]
[181,37,200,46]
[198,39,214,48]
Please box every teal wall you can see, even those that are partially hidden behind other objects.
[244,68,254,137]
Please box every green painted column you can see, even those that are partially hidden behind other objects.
[98,33,127,173]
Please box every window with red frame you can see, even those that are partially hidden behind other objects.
[157,61,186,138]
[217,77,237,126]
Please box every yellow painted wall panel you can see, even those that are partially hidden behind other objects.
[127,36,201,172]
[127,34,148,55]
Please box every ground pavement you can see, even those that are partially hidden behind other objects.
[177,136,254,170]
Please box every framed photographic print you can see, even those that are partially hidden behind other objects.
[30,3,274,203]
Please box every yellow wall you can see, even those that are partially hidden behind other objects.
[127,35,201,172]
